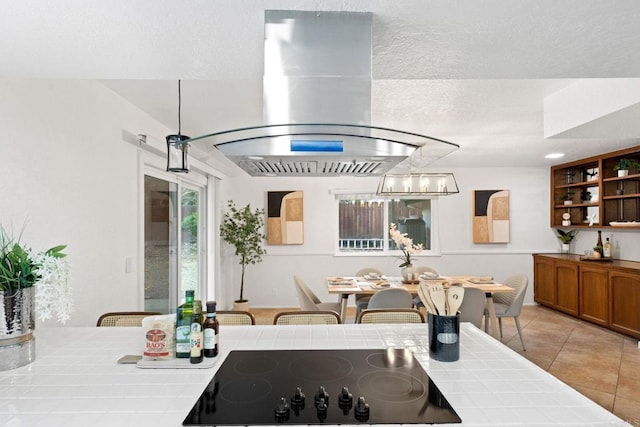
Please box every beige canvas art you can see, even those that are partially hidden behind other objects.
[472,190,510,243]
[267,191,304,245]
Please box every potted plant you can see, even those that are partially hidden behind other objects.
[1,226,69,370]
[592,245,603,259]
[389,223,423,280]
[613,158,638,177]
[580,189,592,203]
[560,191,574,205]
[555,229,577,253]
[219,201,266,310]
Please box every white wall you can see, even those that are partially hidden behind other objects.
[3,79,639,325]
[0,79,172,326]
[218,169,640,311]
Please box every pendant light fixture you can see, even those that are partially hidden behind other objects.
[166,80,190,173]
[376,146,459,196]
[376,172,459,196]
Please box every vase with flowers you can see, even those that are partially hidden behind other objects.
[389,223,423,280]
[1,225,70,371]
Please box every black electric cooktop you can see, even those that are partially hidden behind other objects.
[183,349,461,425]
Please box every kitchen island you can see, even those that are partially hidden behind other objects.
[0,324,629,426]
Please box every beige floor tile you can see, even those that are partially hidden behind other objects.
[554,345,621,370]
[548,359,619,394]
[572,384,615,411]
[616,374,640,403]
[613,396,640,426]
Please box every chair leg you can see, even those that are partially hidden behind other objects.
[498,318,503,338]
[514,316,526,351]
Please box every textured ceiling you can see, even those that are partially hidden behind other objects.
[2,0,640,173]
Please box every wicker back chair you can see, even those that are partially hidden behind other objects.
[216,310,255,326]
[274,310,341,325]
[96,311,162,327]
[357,308,425,324]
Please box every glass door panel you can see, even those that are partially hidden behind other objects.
[144,175,178,313]
[180,187,200,298]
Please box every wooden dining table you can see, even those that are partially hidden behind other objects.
[327,275,514,339]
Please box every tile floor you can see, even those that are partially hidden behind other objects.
[250,304,640,425]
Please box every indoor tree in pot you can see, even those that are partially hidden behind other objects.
[219,201,266,310]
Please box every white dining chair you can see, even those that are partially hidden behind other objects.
[484,274,528,350]
[293,275,343,315]
[457,287,486,329]
[367,288,414,309]
[354,267,384,320]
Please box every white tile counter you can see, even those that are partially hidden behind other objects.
[0,324,630,427]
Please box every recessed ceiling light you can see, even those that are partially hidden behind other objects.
[247,155,264,160]
[545,153,565,159]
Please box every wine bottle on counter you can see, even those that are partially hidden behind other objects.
[190,314,204,364]
[176,290,195,358]
[594,230,604,257]
[203,301,219,357]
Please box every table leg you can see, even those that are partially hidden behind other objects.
[339,294,349,321]
[485,293,500,339]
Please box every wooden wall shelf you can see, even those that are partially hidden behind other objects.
[550,145,640,228]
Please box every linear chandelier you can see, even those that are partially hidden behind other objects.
[376,173,459,196]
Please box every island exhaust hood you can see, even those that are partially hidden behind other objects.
[182,10,458,177]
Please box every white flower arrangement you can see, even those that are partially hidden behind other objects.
[31,251,73,323]
[389,223,423,268]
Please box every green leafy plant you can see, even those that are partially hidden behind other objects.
[580,190,592,202]
[560,191,574,201]
[1,226,66,292]
[220,201,266,303]
[613,158,638,171]
[555,229,577,244]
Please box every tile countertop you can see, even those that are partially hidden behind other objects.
[0,325,630,427]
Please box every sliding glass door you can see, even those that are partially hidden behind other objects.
[144,173,205,314]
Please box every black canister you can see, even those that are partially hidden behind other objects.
[428,312,460,362]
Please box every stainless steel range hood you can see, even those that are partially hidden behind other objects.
[189,10,458,177]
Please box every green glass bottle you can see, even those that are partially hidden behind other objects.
[176,290,195,358]
[189,314,203,364]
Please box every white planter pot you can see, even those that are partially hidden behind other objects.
[561,243,570,253]
[232,301,250,311]
[563,200,573,205]
[618,170,629,177]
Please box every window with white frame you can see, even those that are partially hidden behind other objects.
[337,196,433,253]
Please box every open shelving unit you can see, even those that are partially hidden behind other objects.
[550,145,640,229]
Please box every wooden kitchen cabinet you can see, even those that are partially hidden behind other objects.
[533,255,579,316]
[579,265,609,326]
[610,270,640,337]
[555,260,579,316]
[533,255,555,306]
[533,254,640,338]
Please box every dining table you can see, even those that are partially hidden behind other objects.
[0,324,628,426]
[327,275,514,338]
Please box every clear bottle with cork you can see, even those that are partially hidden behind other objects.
[603,237,612,258]
[203,301,219,357]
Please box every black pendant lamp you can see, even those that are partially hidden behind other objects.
[166,80,190,173]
